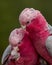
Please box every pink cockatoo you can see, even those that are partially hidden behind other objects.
[19,8,52,65]
[2,28,38,65]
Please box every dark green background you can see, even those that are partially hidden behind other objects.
[0,0,52,65]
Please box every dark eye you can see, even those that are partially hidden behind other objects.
[26,21,29,24]
[18,42,21,44]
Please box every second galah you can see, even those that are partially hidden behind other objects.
[19,8,52,65]
[8,28,38,65]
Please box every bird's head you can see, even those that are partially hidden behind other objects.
[19,8,48,33]
[9,28,25,46]
[19,8,40,29]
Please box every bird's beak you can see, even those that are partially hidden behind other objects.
[21,25,26,30]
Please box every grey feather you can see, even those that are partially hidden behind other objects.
[40,58,47,65]
[45,24,52,56]
[46,36,52,56]
[1,45,12,65]
[48,24,52,29]
[48,24,52,34]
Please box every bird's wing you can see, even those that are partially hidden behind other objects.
[46,36,52,56]
[48,24,52,34]
[48,24,52,29]
[1,45,12,65]
[45,24,52,56]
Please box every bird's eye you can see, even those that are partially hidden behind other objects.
[26,21,29,24]
[18,42,21,44]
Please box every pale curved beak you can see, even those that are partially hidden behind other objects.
[21,25,26,30]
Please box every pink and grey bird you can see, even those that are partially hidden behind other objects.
[1,28,38,65]
[19,8,52,65]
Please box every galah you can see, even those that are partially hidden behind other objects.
[2,28,38,65]
[19,8,52,65]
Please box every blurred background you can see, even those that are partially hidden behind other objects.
[0,0,52,65]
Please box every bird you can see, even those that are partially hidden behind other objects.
[19,8,52,65]
[1,28,38,65]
